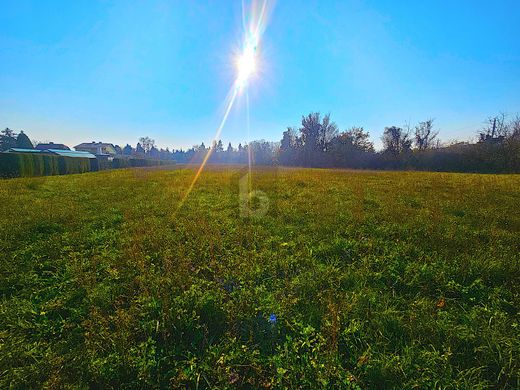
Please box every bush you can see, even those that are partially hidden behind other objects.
[111,158,131,169]
[112,158,175,169]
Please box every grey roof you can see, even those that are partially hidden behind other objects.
[35,143,70,150]
[5,148,96,159]
[46,149,97,159]
[75,142,115,148]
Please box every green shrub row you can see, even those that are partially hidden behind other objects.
[0,154,175,178]
[0,153,92,178]
[110,158,174,169]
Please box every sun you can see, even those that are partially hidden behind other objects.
[236,35,258,88]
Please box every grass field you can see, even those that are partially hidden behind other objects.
[1,166,519,388]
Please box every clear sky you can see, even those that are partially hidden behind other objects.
[1,0,519,150]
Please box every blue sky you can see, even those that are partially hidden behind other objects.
[1,0,519,150]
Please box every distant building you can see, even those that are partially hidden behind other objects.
[75,142,117,156]
[478,134,506,144]
[35,142,70,151]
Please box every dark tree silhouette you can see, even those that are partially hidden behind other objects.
[414,119,438,150]
[135,142,145,156]
[382,126,412,156]
[344,127,374,152]
[479,113,508,142]
[0,128,17,151]
[509,115,520,140]
[299,112,338,166]
[149,146,160,158]
[317,114,339,152]
[279,127,300,165]
[123,144,133,155]
[16,131,33,149]
[139,137,155,154]
[328,128,374,168]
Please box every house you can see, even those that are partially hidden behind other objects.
[35,142,70,151]
[74,142,117,156]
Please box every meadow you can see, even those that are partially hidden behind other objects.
[0,166,519,388]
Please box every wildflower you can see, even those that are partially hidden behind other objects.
[268,313,277,324]
[229,370,239,384]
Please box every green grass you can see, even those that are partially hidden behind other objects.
[1,166,519,388]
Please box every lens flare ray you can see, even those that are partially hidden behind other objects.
[176,0,271,212]
[176,87,238,211]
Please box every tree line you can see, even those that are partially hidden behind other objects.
[173,112,520,173]
[3,112,519,173]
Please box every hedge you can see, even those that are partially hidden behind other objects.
[0,153,175,178]
[0,153,92,178]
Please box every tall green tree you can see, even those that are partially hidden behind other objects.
[299,112,338,166]
[382,126,412,156]
[0,128,17,151]
[16,131,34,149]
[279,127,301,166]
[329,127,374,167]
[344,127,374,152]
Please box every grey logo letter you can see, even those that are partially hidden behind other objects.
[239,173,269,218]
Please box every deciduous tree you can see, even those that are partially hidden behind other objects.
[382,126,412,156]
[414,119,438,150]
[139,137,155,154]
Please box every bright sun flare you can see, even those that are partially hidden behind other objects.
[236,37,257,88]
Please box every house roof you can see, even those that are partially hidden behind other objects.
[35,143,70,150]
[75,142,115,149]
[46,149,97,159]
[5,148,97,159]
[7,148,42,153]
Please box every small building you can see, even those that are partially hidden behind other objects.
[75,142,117,156]
[35,142,70,151]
